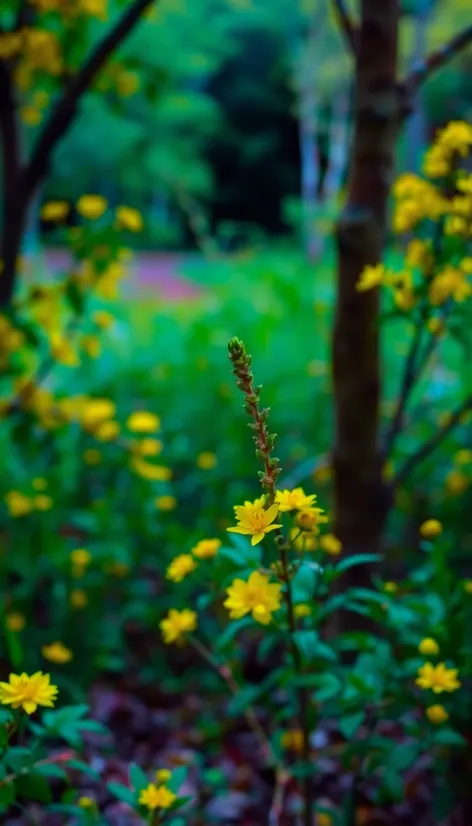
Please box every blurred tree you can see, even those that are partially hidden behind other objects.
[0,0,158,306]
[331,0,472,599]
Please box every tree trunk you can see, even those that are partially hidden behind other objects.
[332,1,400,591]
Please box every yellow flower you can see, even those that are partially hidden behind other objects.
[196,451,217,470]
[5,491,32,517]
[33,494,52,511]
[224,571,282,625]
[446,469,469,496]
[23,29,62,74]
[155,769,172,783]
[40,201,69,222]
[160,608,197,644]
[436,120,472,156]
[81,335,101,359]
[81,398,116,431]
[419,519,442,539]
[116,71,140,97]
[50,333,79,367]
[0,32,22,59]
[76,194,107,220]
[290,527,318,552]
[78,796,96,809]
[429,265,471,305]
[70,589,87,608]
[275,487,317,512]
[426,704,449,725]
[383,581,398,594]
[418,638,439,656]
[127,411,160,432]
[93,310,114,330]
[281,728,304,752]
[133,438,163,457]
[405,239,432,270]
[131,458,171,481]
[32,477,47,491]
[427,317,444,336]
[294,603,311,618]
[70,549,91,567]
[463,579,472,594]
[107,561,129,577]
[0,672,58,715]
[155,494,177,511]
[166,554,196,583]
[41,642,73,664]
[5,612,26,632]
[83,448,102,465]
[319,533,342,555]
[95,419,120,441]
[356,263,387,292]
[227,501,281,546]
[295,507,327,534]
[80,0,107,19]
[138,782,176,810]
[455,449,472,465]
[115,206,143,232]
[191,538,221,559]
[416,662,461,693]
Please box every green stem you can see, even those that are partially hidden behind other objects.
[279,546,313,826]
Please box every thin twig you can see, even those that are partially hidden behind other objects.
[331,0,358,56]
[189,635,289,824]
[384,309,427,457]
[394,392,472,486]
[405,24,472,92]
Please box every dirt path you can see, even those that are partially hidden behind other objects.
[43,249,204,301]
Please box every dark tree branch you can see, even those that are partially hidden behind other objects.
[394,392,472,487]
[384,312,426,458]
[0,62,20,195]
[331,0,358,56]
[23,0,156,200]
[405,24,472,92]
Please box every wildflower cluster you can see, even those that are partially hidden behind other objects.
[356,121,472,318]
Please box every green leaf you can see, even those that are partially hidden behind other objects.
[35,763,68,781]
[433,728,467,747]
[293,630,319,661]
[334,554,381,574]
[338,711,365,739]
[63,759,100,779]
[167,765,188,794]
[291,564,320,602]
[311,673,343,702]
[4,747,34,774]
[216,616,253,650]
[107,781,136,806]
[16,772,52,804]
[380,769,404,802]
[129,763,149,793]
[387,742,420,772]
